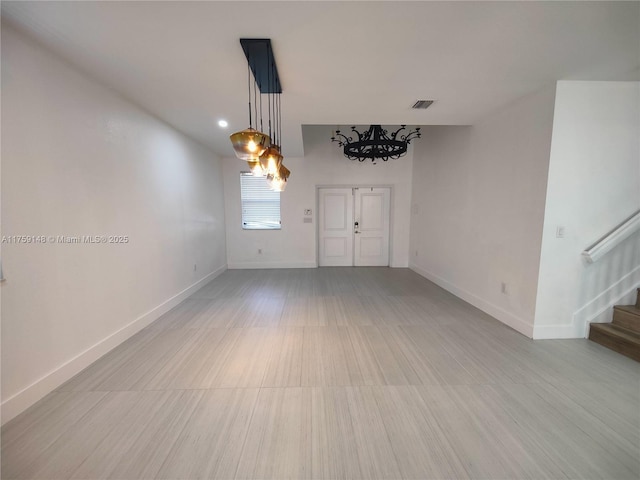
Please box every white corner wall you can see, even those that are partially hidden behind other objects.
[223,125,414,268]
[534,81,640,339]
[409,85,557,337]
[1,25,227,423]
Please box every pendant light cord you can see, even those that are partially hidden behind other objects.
[278,92,282,154]
[267,49,273,142]
[272,57,278,146]
[253,76,258,134]
[259,81,264,134]
[247,55,252,129]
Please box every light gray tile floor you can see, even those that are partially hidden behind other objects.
[3,268,639,479]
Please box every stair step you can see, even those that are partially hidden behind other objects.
[589,323,640,362]
[613,305,640,333]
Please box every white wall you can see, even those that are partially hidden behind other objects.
[223,125,414,268]
[534,81,640,339]
[1,25,227,423]
[409,85,557,337]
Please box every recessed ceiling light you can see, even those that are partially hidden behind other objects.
[218,120,228,128]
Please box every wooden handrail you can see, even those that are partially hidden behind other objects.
[582,209,640,263]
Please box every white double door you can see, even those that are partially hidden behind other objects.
[318,187,390,267]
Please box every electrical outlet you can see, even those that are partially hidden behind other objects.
[501,282,508,295]
[556,226,566,238]
[258,248,262,254]
[194,264,197,271]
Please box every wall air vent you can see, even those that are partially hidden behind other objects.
[412,100,434,109]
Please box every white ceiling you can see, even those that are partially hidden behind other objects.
[2,1,639,157]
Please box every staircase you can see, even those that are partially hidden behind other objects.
[589,288,640,362]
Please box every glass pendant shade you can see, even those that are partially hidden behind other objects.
[267,163,290,192]
[247,159,264,176]
[259,145,283,176]
[230,128,270,160]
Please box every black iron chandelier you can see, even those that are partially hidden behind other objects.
[331,125,421,163]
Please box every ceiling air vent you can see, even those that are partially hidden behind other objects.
[412,100,434,109]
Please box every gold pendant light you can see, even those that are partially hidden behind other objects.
[264,83,289,190]
[230,46,270,161]
[231,128,269,161]
[267,163,290,192]
[259,144,283,176]
[247,159,264,176]
[232,39,291,190]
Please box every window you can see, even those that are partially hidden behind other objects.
[240,172,281,230]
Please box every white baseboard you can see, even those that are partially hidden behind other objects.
[409,263,534,338]
[533,265,639,340]
[532,322,585,340]
[1,264,227,425]
[227,261,317,269]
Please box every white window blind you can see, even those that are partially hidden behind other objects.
[240,172,281,230]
